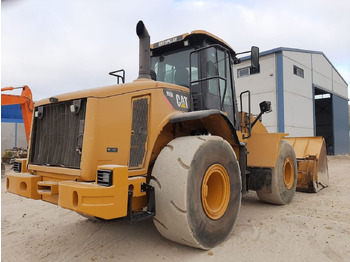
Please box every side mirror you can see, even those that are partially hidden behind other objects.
[251,46,259,71]
[259,101,272,114]
[251,100,272,129]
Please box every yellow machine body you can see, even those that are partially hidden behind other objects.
[6,27,328,223]
[6,80,188,218]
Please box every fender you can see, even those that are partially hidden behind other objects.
[168,109,249,193]
[169,109,240,145]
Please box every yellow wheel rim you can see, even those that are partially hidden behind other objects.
[283,157,294,190]
[201,164,230,220]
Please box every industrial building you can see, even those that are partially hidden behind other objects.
[1,104,27,152]
[234,47,349,155]
[1,48,349,155]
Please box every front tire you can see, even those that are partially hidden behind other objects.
[256,140,297,205]
[150,136,241,249]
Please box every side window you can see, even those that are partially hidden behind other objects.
[217,49,230,105]
[223,54,233,106]
[206,47,232,106]
[190,52,199,83]
[205,47,219,96]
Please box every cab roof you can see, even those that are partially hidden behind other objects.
[151,30,236,57]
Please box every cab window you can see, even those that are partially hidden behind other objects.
[151,48,197,87]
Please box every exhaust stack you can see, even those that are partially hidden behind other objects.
[136,20,151,79]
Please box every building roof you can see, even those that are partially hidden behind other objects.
[241,47,348,86]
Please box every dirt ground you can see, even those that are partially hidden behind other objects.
[1,155,350,262]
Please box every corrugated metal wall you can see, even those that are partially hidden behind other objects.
[332,95,350,155]
[233,48,349,155]
[1,104,24,123]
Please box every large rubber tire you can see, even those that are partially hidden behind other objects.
[150,136,241,250]
[256,140,297,205]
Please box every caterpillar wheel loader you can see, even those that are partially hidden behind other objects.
[6,21,328,250]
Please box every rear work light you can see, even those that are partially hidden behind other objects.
[97,169,113,187]
[13,161,22,173]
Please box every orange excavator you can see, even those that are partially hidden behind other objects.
[1,85,34,143]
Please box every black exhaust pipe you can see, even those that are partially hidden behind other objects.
[136,20,151,79]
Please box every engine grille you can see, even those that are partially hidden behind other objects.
[129,97,149,168]
[29,99,87,169]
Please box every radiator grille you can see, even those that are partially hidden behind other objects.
[29,99,87,169]
[129,97,149,168]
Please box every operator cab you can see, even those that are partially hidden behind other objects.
[150,31,239,129]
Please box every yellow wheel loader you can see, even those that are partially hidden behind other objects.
[6,21,328,250]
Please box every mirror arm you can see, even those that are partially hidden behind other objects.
[251,111,263,128]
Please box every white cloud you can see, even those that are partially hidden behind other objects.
[1,0,349,101]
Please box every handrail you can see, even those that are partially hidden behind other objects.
[239,90,251,139]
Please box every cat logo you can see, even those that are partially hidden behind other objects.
[176,94,188,109]
[163,89,190,112]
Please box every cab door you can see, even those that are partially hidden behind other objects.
[190,45,236,125]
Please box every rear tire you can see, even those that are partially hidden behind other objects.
[256,140,297,205]
[150,136,241,250]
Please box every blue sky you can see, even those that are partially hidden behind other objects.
[2,0,349,101]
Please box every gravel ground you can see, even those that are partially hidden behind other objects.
[1,155,350,262]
